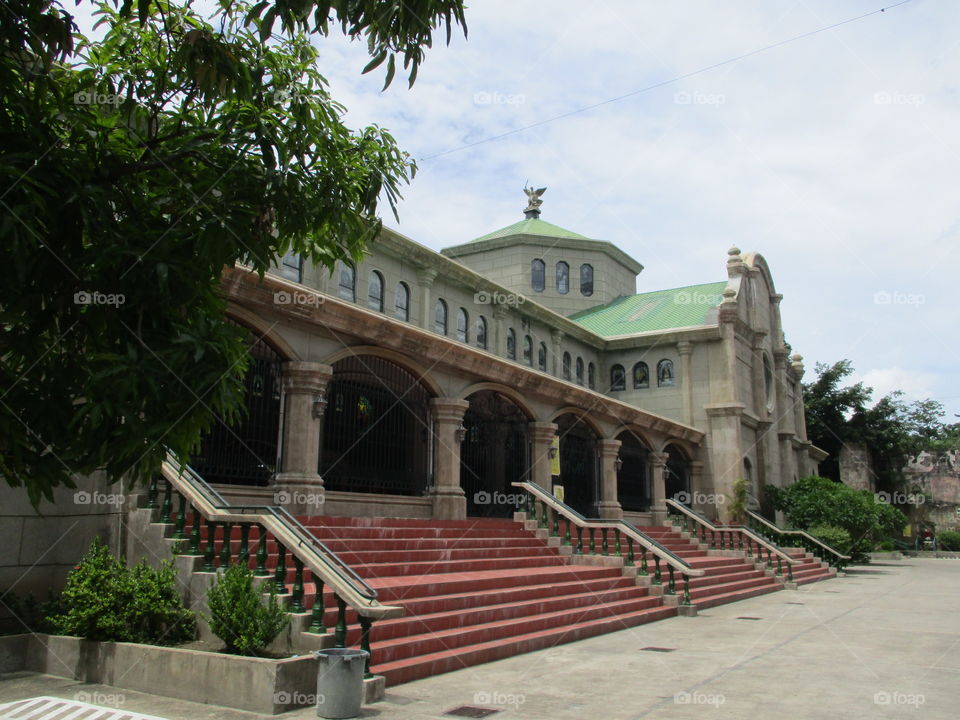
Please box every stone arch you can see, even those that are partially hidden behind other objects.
[322,345,442,397]
[226,304,300,361]
[741,252,778,299]
[459,382,536,420]
[548,406,605,438]
[615,427,652,512]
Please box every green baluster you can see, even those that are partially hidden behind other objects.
[254,525,270,576]
[291,558,305,612]
[588,528,596,554]
[653,556,662,585]
[574,525,583,554]
[745,537,753,558]
[710,529,716,549]
[219,522,232,567]
[614,529,622,557]
[766,547,773,569]
[359,616,374,679]
[666,566,676,595]
[274,544,288,593]
[173,493,187,540]
[202,519,216,572]
[538,501,547,529]
[187,508,201,555]
[787,562,794,582]
[238,523,251,566]
[776,555,783,577]
[309,577,326,633]
[601,528,608,555]
[700,525,707,544]
[625,537,634,566]
[552,508,559,536]
[146,476,159,509]
[334,595,347,648]
[159,479,173,523]
[639,547,648,576]
[682,574,692,605]
[737,532,744,551]
[682,514,689,533]
[563,519,572,546]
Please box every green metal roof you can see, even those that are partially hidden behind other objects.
[472,217,591,243]
[570,281,728,336]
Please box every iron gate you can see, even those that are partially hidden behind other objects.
[617,433,651,511]
[557,414,598,517]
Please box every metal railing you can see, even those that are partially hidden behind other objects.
[745,510,851,570]
[664,499,800,582]
[152,451,403,677]
[512,482,704,606]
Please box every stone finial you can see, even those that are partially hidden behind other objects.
[726,246,745,275]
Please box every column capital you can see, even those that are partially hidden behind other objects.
[429,397,470,422]
[550,329,564,344]
[416,267,437,286]
[281,361,333,395]
[677,340,693,356]
[651,451,669,467]
[528,421,558,443]
[597,438,622,458]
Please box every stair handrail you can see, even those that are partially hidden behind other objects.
[160,452,403,620]
[745,509,851,567]
[511,482,705,578]
[664,499,799,570]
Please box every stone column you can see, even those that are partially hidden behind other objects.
[417,267,437,331]
[705,403,745,522]
[597,439,623,519]
[429,398,469,520]
[689,460,705,509]
[550,329,563,377]
[493,304,508,357]
[274,361,333,516]
[651,451,669,525]
[678,340,694,426]
[528,422,558,490]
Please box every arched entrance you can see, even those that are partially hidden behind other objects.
[193,323,284,486]
[616,431,650,512]
[665,444,691,505]
[555,414,599,517]
[461,391,529,517]
[320,355,432,496]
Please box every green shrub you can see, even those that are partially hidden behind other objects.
[937,530,960,551]
[729,478,749,523]
[875,539,896,552]
[807,525,853,555]
[206,563,289,655]
[48,538,195,644]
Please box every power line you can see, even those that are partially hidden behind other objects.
[420,0,915,162]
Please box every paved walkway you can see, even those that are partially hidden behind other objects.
[1,558,958,719]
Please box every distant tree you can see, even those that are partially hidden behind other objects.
[0,0,467,504]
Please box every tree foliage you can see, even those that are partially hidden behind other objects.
[0,0,466,504]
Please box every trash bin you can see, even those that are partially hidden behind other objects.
[314,648,369,719]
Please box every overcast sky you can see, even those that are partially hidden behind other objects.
[312,0,959,420]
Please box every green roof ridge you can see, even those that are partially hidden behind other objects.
[472,217,590,243]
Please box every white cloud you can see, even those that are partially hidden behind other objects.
[855,367,937,405]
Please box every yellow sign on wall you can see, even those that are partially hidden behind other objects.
[550,436,561,476]
[554,484,564,502]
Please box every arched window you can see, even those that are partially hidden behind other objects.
[506,328,516,360]
[476,316,487,349]
[531,258,545,292]
[538,342,547,371]
[434,299,448,335]
[556,261,569,294]
[575,357,584,385]
[280,249,302,282]
[588,362,596,389]
[610,364,626,391]
[367,271,383,312]
[633,361,649,389]
[394,282,409,321]
[456,308,469,342]
[523,335,533,365]
[338,261,355,301]
[562,352,572,380]
[580,264,594,296]
[763,353,774,407]
[657,359,675,387]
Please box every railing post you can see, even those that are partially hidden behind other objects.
[146,476,159,509]
[601,528,609,555]
[188,508,201,555]
[666,566,676,595]
[737,532,744,551]
[652,556,662,585]
[238,523,251,566]
[202,519,216,572]
[173,493,187,541]
[359,616,373,679]
[334,595,347,648]
[787,562,794,582]
[563,518,572,546]
[254,525,270,576]
[274,544,288,593]
[552,507,560,537]
[309,576,326,633]
[614,528,622,557]
[291,558,305,612]
[682,574,692,605]
[219,522,232,567]
[588,528,596,555]
[709,529,716,549]
[639,547,648,576]
[574,525,583,555]
[625,537,634,566]
[776,555,783,577]
[160,479,173,523]
[538,500,547,529]
[745,536,753,558]
[766,547,773,569]
[700,525,707,544]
